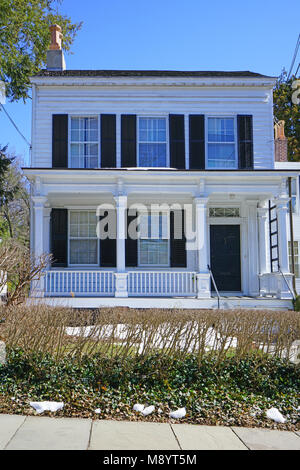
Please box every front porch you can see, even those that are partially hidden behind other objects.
[40,269,294,310]
[25,169,297,309]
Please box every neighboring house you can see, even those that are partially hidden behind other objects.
[23,25,300,309]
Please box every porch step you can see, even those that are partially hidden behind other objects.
[30,296,293,310]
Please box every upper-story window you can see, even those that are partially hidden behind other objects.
[138,117,167,167]
[207,117,236,169]
[70,117,99,168]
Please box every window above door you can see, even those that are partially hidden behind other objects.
[138,117,168,167]
[206,117,237,169]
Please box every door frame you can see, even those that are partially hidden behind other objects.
[208,217,247,295]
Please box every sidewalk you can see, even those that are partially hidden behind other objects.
[0,414,300,450]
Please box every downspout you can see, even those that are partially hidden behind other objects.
[288,177,297,295]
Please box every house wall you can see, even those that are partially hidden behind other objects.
[31,82,275,170]
[288,213,300,293]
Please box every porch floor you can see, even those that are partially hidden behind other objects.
[31,295,293,310]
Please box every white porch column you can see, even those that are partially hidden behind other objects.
[257,203,270,275]
[43,206,52,268]
[276,197,290,273]
[247,200,260,296]
[114,195,128,297]
[194,197,210,298]
[257,202,272,297]
[32,196,47,297]
[274,196,293,299]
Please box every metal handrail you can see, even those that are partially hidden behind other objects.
[278,265,296,300]
[207,264,221,309]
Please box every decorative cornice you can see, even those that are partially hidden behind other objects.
[30,76,276,88]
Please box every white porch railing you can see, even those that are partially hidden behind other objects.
[128,271,197,297]
[44,270,197,297]
[44,270,115,296]
[259,272,294,299]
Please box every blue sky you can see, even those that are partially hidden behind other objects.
[0,0,299,165]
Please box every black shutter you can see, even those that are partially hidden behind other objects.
[189,115,205,169]
[52,115,68,168]
[99,209,116,267]
[126,209,138,267]
[51,209,68,267]
[121,115,136,167]
[237,115,253,169]
[101,114,116,168]
[169,114,185,169]
[170,210,186,267]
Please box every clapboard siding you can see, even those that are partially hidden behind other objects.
[32,85,274,169]
[292,215,300,240]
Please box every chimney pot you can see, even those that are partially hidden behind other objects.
[274,120,286,140]
[49,24,63,50]
[274,120,288,162]
[47,24,66,71]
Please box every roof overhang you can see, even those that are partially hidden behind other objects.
[30,75,276,88]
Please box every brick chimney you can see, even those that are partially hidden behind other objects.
[46,25,66,71]
[274,120,288,162]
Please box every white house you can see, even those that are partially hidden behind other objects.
[24,25,300,310]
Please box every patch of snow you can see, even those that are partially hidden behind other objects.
[30,401,64,414]
[141,405,155,416]
[169,407,186,419]
[133,404,145,412]
[66,324,238,354]
[266,407,286,423]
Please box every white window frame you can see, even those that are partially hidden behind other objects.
[137,210,170,267]
[209,207,240,218]
[137,115,169,168]
[289,240,299,278]
[205,116,238,170]
[68,115,100,169]
[68,210,99,267]
[291,176,300,215]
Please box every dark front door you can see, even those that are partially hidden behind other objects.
[210,225,241,292]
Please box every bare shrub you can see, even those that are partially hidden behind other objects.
[0,305,299,366]
[0,239,51,306]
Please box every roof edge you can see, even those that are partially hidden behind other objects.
[33,69,276,79]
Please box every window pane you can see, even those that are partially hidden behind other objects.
[139,118,166,142]
[138,118,167,167]
[208,118,234,142]
[70,224,79,237]
[138,212,169,266]
[139,239,168,266]
[70,239,97,264]
[70,117,99,168]
[209,207,240,217]
[139,212,168,240]
[69,211,98,265]
[139,143,166,167]
[207,143,236,168]
[289,241,299,277]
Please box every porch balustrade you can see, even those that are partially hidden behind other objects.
[44,270,197,297]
